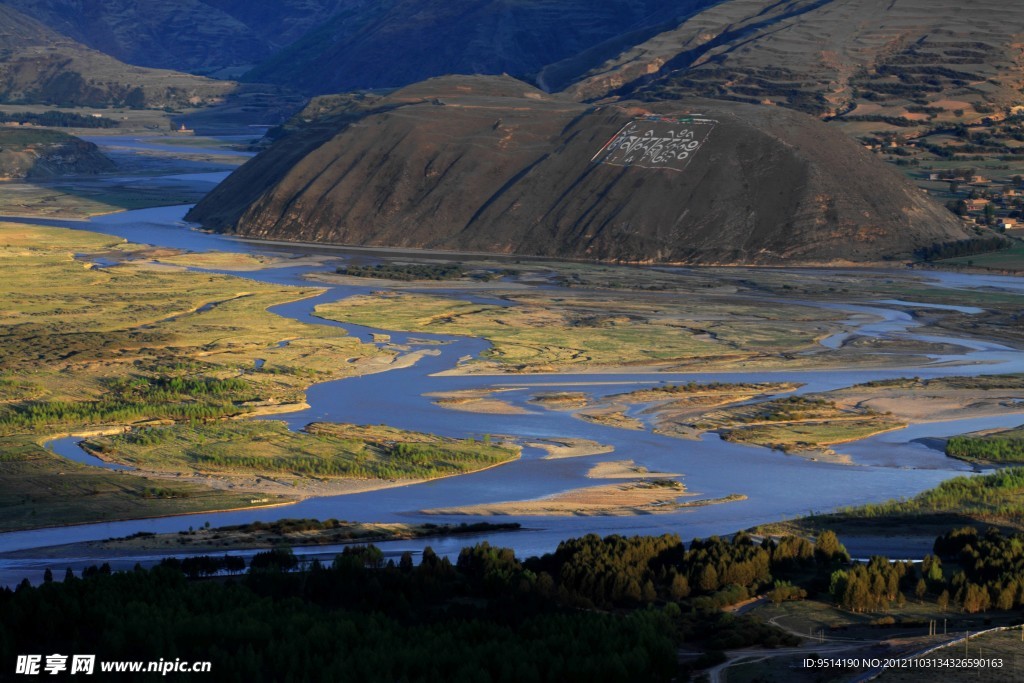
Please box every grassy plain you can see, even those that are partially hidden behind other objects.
[0,221,387,411]
[314,261,1024,375]
[0,435,289,532]
[755,468,1024,539]
[152,250,333,271]
[608,381,805,440]
[938,242,1024,273]
[529,392,591,410]
[0,221,398,527]
[315,290,846,372]
[570,386,905,455]
[0,179,214,218]
[696,396,905,454]
[633,375,1024,456]
[819,375,1024,423]
[82,421,519,491]
[576,409,645,431]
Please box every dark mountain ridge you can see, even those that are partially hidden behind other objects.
[566,0,1024,120]
[1,0,352,76]
[241,0,717,94]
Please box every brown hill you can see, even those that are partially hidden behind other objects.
[0,5,233,108]
[566,0,1024,121]
[188,76,973,265]
[0,128,114,179]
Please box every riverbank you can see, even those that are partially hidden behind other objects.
[3,133,1024,573]
[1,520,523,559]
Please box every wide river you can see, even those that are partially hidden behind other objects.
[2,158,1024,582]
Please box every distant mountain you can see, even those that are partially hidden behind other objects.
[2,0,350,76]
[0,5,233,107]
[8,0,1021,130]
[567,0,1024,121]
[0,128,114,179]
[240,0,714,94]
[1,0,695,87]
[188,75,974,265]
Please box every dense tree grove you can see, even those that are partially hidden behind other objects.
[0,110,119,128]
[830,557,912,612]
[933,527,1024,613]
[0,540,694,683]
[914,236,1011,261]
[4,527,1023,681]
[512,531,848,611]
[826,527,1024,614]
[946,432,1024,463]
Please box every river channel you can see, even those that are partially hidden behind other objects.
[2,147,1024,583]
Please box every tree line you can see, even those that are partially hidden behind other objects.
[5,525,1023,682]
[946,433,1024,463]
[0,110,119,128]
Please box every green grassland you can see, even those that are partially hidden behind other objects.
[0,435,290,532]
[757,468,1024,538]
[315,263,1024,373]
[720,418,904,453]
[314,291,845,372]
[662,375,1024,454]
[0,176,231,219]
[82,421,519,482]
[693,396,905,453]
[946,425,1024,465]
[856,375,1024,391]
[0,222,386,419]
[0,221,394,528]
[938,242,1024,272]
[611,381,801,404]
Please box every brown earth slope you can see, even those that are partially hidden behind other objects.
[0,129,114,179]
[0,4,234,108]
[188,75,972,265]
[566,0,1024,119]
